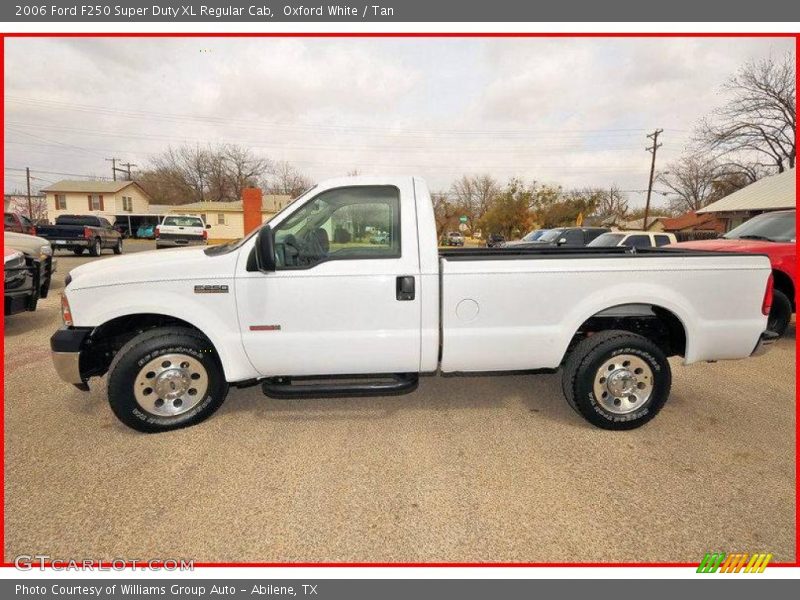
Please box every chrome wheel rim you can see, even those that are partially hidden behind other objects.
[593,354,653,414]
[133,353,208,417]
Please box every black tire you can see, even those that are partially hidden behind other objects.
[73,248,85,256]
[113,238,123,255]
[107,327,229,433]
[767,289,792,337]
[561,330,671,430]
[89,238,101,257]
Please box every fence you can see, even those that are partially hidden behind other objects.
[673,230,721,242]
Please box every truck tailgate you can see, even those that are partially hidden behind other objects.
[439,250,772,372]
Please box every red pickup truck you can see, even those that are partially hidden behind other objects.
[4,211,36,235]
[672,209,796,336]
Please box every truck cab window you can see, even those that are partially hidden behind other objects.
[626,234,652,248]
[274,186,400,269]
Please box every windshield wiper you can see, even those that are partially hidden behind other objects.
[735,234,776,242]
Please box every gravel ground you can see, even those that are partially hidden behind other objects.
[4,241,796,563]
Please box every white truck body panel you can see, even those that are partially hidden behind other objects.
[439,254,769,372]
[63,175,771,385]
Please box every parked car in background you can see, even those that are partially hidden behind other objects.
[485,233,506,248]
[36,215,123,256]
[4,231,55,298]
[511,227,609,248]
[4,212,36,235]
[588,231,677,249]
[52,176,774,433]
[4,248,39,315]
[671,209,796,337]
[504,229,550,248]
[370,231,390,245]
[156,214,209,249]
[136,224,156,239]
[444,231,465,246]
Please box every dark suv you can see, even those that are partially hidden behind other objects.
[511,227,609,248]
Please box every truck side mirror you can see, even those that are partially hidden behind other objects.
[205,223,212,229]
[557,237,567,246]
[255,225,277,272]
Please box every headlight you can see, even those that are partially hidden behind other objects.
[40,244,52,258]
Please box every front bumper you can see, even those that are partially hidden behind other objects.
[751,330,779,357]
[4,258,40,315]
[50,327,92,387]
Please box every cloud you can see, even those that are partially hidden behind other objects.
[3,37,794,207]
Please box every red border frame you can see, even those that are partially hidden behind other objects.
[0,30,797,570]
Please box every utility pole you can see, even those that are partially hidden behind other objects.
[120,162,137,181]
[105,157,120,181]
[643,128,663,231]
[25,167,32,220]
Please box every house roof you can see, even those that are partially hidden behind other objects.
[40,179,151,199]
[662,210,725,232]
[698,168,796,213]
[167,195,292,213]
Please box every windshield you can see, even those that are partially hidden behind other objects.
[204,185,319,257]
[537,229,564,242]
[723,211,795,243]
[588,233,626,247]
[163,216,204,227]
[521,229,547,242]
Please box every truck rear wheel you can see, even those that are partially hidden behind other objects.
[113,239,123,255]
[73,248,84,256]
[89,238,101,257]
[107,327,229,433]
[561,330,671,430]
[767,289,792,337]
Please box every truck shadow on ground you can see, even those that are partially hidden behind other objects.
[216,370,584,428]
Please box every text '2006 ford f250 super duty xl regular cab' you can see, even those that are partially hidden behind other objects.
[51,177,777,433]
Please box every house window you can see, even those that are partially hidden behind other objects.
[55,194,67,210]
[88,194,103,211]
[122,196,133,212]
[217,213,225,225]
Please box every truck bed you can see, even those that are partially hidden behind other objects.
[437,245,771,372]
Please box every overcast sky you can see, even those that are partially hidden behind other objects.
[3,37,794,209]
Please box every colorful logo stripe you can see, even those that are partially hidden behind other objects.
[697,552,772,573]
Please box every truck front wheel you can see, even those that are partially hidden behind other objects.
[561,330,671,430]
[107,327,229,433]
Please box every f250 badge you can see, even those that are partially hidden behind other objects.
[194,284,229,294]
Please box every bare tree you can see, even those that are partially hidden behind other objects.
[225,144,272,200]
[263,160,313,198]
[449,174,500,233]
[657,156,727,214]
[431,191,459,241]
[699,51,796,172]
[140,144,272,204]
[592,185,629,221]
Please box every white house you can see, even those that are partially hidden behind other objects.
[41,180,153,222]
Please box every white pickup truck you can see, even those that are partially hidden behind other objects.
[51,176,776,433]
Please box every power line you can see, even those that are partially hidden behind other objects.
[4,95,693,138]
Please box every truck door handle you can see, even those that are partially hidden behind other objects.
[396,276,415,301]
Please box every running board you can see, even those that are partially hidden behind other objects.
[261,373,419,399]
